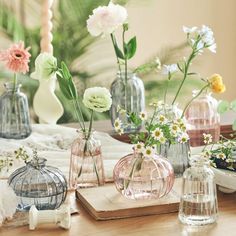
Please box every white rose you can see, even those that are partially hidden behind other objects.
[31,52,57,80]
[87,2,127,37]
[83,87,112,112]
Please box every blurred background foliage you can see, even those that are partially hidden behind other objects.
[0,0,202,123]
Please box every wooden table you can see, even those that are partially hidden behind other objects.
[1,120,236,236]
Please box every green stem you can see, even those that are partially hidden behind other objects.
[110,34,122,75]
[181,84,209,118]
[164,73,171,106]
[13,73,17,90]
[171,51,195,105]
[87,109,94,139]
[75,98,86,131]
[122,29,128,111]
[72,99,84,131]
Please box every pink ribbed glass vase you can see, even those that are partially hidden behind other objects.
[113,153,174,200]
[69,131,105,189]
[185,91,220,147]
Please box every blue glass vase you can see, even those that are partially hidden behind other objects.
[8,153,67,211]
[0,82,31,139]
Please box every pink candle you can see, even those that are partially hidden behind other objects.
[40,0,53,54]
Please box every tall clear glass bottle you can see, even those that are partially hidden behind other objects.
[185,91,220,147]
[178,156,218,225]
[69,131,105,189]
[0,82,31,139]
[110,71,145,133]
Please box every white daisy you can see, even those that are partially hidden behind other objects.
[134,142,144,153]
[203,133,213,144]
[116,128,124,136]
[139,111,148,121]
[159,136,167,144]
[178,133,189,143]
[114,118,122,129]
[216,153,226,160]
[157,115,167,125]
[151,127,164,140]
[143,146,155,158]
[170,123,180,136]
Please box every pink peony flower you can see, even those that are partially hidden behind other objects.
[0,41,31,74]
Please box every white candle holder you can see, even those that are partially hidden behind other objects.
[29,204,71,230]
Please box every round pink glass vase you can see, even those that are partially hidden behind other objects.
[69,131,105,189]
[113,152,174,200]
[185,91,220,147]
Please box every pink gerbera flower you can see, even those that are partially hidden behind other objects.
[0,41,31,74]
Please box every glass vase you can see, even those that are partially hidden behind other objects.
[0,82,31,139]
[69,131,105,189]
[113,152,174,200]
[8,155,67,211]
[158,142,190,177]
[185,91,220,147]
[178,155,218,225]
[110,71,145,133]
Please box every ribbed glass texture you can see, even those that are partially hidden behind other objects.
[110,72,145,133]
[158,142,190,177]
[69,132,105,189]
[8,158,67,211]
[0,82,31,139]
[113,153,174,200]
[178,157,218,225]
[185,92,220,147]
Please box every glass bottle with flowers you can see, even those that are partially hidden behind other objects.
[87,2,146,133]
[54,62,112,189]
[0,41,32,139]
[113,109,175,200]
[156,25,225,173]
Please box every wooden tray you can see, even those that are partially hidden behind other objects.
[76,178,182,220]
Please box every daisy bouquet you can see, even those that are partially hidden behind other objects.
[201,133,236,172]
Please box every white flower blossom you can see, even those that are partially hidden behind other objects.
[159,136,167,144]
[139,111,148,121]
[151,127,164,141]
[178,132,189,143]
[216,153,226,160]
[83,87,112,112]
[143,146,155,158]
[114,118,122,129]
[162,64,178,75]
[203,133,213,144]
[134,142,144,153]
[157,115,167,125]
[31,53,57,80]
[183,26,198,34]
[87,2,127,37]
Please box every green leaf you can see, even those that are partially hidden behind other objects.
[231,100,236,112]
[217,100,230,114]
[57,76,73,100]
[112,36,125,59]
[61,62,71,80]
[125,36,137,59]
[233,120,236,131]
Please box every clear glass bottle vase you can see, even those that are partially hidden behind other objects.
[0,82,32,139]
[69,131,105,189]
[113,152,174,200]
[178,155,218,225]
[110,71,145,133]
[185,91,220,147]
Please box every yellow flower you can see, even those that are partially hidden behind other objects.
[209,74,226,94]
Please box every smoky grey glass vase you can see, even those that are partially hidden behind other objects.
[110,71,145,133]
[158,141,190,177]
[0,82,31,139]
[8,156,67,211]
